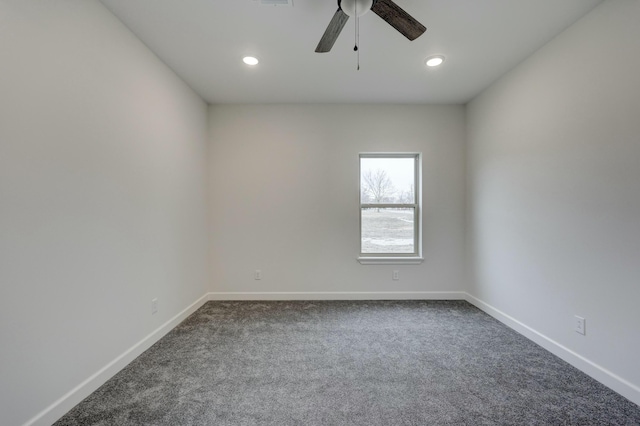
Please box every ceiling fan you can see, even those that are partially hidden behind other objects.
[315,0,426,53]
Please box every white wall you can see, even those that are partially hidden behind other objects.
[208,104,466,298]
[466,0,640,405]
[0,2,209,425]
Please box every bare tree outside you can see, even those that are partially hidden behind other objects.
[361,169,395,204]
[397,184,415,203]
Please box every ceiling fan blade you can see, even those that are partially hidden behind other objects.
[371,0,426,41]
[315,8,349,53]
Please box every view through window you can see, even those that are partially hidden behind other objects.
[359,154,420,257]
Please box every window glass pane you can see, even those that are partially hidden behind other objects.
[361,207,415,254]
[361,157,415,204]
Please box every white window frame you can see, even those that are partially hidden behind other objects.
[358,153,423,265]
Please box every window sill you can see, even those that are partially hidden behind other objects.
[357,257,424,265]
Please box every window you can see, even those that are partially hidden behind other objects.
[359,153,422,264]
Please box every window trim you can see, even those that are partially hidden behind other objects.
[358,153,423,265]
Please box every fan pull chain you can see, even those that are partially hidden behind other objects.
[354,13,360,70]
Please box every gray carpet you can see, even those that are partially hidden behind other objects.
[55,300,640,425]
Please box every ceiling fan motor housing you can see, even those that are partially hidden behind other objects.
[339,0,374,17]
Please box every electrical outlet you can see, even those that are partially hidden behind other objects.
[392,270,399,281]
[255,269,262,280]
[575,315,585,335]
[151,298,158,315]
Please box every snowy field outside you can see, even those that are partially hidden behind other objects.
[361,208,414,253]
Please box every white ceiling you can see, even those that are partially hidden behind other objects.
[100,0,602,104]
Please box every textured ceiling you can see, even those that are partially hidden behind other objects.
[100,0,602,104]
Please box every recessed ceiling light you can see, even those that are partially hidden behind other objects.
[243,56,259,66]
[425,55,445,67]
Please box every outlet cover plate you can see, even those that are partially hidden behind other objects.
[575,315,585,335]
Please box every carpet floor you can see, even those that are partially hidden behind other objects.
[55,300,640,425]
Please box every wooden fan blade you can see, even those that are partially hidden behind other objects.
[371,0,426,41]
[315,9,349,53]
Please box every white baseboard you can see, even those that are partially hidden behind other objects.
[464,293,640,407]
[207,291,467,301]
[24,290,463,425]
[25,293,210,426]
